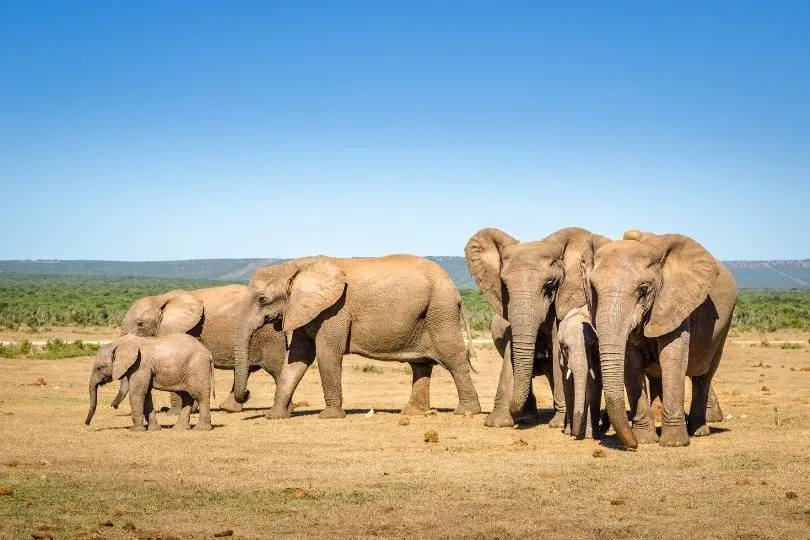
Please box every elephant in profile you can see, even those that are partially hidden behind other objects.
[120,285,287,412]
[232,255,481,419]
[86,334,213,431]
[465,227,610,428]
[584,231,736,448]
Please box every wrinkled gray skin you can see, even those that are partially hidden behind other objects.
[119,285,287,413]
[465,227,610,428]
[86,334,213,431]
[586,231,736,448]
[233,255,481,419]
[558,306,603,439]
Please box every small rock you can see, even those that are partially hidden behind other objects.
[97,521,114,527]
[726,414,733,420]
[7,459,20,467]
[32,378,47,386]
[610,499,625,506]
[283,487,312,500]
[365,409,375,418]
[0,486,12,496]
[761,386,769,391]
[593,449,606,458]
[424,429,439,443]
[122,522,136,532]
[398,416,410,426]
[786,491,798,499]
[214,530,234,538]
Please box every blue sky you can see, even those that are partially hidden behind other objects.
[1,1,808,261]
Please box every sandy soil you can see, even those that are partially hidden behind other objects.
[0,332,808,539]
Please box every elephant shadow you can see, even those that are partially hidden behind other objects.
[240,407,456,421]
[91,423,225,431]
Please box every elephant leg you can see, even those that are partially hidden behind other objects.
[192,388,212,431]
[689,334,725,436]
[486,338,515,427]
[169,392,183,415]
[266,331,316,419]
[586,374,602,439]
[706,384,724,423]
[145,390,160,431]
[174,392,193,430]
[548,325,566,429]
[625,346,657,443]
[401,362,432,415]
[658,323,691,447]
[520,379,538,423]
[128,379,147,432]
[315,343,347,420]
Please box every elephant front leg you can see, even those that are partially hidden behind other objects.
[266,331,316,419]
[401,362,432,415]
[658,324,690,447]
[127,379,147,432]
[548,328,566,429]
[144,390,160,431]
[315,345,347,419]
[485,338,515,427]
[625,346,658,444]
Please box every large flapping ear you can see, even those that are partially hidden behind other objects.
[464,228,518,316]
[544,228,610,319]
[154,290,204,336]
[638,233,720,338]
[283,258,347,332]
[111,339,141,380]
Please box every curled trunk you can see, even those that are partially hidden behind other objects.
[233,310,263,404]
[85,381,99,425]
[111,378,128,409]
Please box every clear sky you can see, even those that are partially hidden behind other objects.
[1,1,808,261]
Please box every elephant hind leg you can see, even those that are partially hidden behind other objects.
[689,334,726,436]
[174,392,193,430]
[401,362,433,415]
[705,384,724,423]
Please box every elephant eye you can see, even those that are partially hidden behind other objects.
[542,278,558,297]
[257,295,270,306]
[638,284,651,298]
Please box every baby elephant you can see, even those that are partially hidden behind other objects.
[85,334,213,431]
[558,306,604,439]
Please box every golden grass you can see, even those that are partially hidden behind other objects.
[1,333,809,539]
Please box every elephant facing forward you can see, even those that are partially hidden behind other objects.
[585,231,736,448]
[120,285,287,412]
[233,255,481,419]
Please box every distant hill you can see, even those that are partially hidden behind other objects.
[1,257,808,289]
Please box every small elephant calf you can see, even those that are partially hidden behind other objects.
[85,334,213,431]
[558,306,605,439]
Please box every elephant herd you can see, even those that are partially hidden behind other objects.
[85,227,737,449]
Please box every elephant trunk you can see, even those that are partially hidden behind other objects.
[508,293,547,419]
[233,308,263,404]
[599,335,637,449]
[111,378,128,409]
[85,381,99,425]
[571,364,587,438]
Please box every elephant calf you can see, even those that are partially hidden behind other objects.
[558,306,604,439]
[85,334,213,431]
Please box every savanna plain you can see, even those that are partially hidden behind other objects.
[0,277,808,539]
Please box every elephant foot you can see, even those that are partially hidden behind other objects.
[548,411,566,429]
[659,424,690,447]
[318,406,347,419]
[265,405,292,420]
[173,422,190,431]
[131,424,147,432]
[401,402,431,416]
[453,401,482,416]
[147,422,161,432]
[218,394,244,413]
[563,424,572,436]
[689,422,711,437]
[193,422,213,431]
[632,425,659,444]
[484,410,515,428]
[706,405,724,423]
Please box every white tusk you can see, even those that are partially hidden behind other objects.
[566,368,572,380]
[589,368,595,379]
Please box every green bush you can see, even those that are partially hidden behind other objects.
[0,339,99,359]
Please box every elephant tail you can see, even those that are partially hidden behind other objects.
[209,355,216,402]
[460,304,478,374]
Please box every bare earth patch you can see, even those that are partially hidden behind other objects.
[0,331,808,538]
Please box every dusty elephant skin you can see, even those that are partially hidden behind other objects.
[464,227,610,428]
[85,334,213,431]
[558,306,603,439]
[585,231,737,449]
[232,255,481,419]
[120,285,287,413]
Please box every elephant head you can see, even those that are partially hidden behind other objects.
[85,336,140,425]
[465,227,609,419]
[120,290,203,337]
[233,257,346,403]
[584,231,720,449]
[558,306,599,438]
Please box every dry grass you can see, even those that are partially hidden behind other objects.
[1,330,809,539]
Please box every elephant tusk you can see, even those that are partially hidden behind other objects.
[589,368,595,380]
[566,368,572,380]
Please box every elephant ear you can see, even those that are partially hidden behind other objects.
[111,340,141,380]
[544,228,610,319]
[641,233,720,338]
[154,290,204,336]
[283,258,347,332]
[464,228,518,316]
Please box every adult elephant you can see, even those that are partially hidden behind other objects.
[465,227,610,428]
[120,285,287,412]
[585,231,736,448]
[232,255,481,419]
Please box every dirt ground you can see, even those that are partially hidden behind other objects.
[0,330,808,539]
